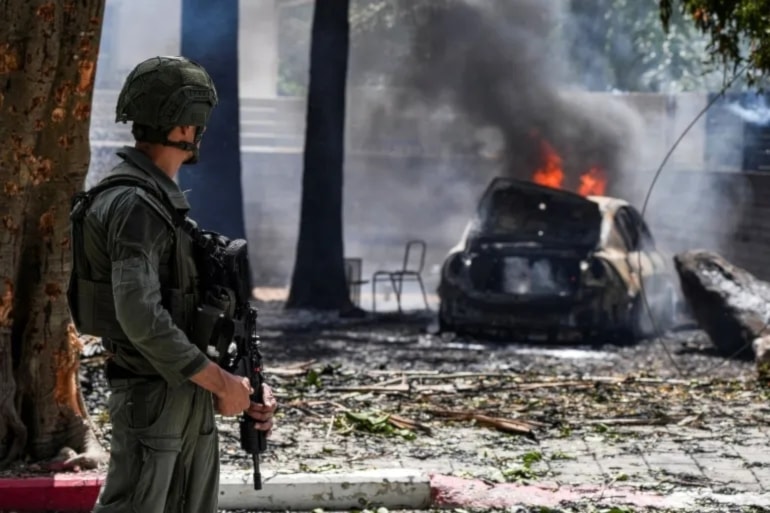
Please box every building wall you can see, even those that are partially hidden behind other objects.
[648,170,770,282]
[239,0,279,98]
[97,0,278,96]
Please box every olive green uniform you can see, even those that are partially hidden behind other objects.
[88,147,218,513]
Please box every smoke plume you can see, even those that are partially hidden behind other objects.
[389,0,644,189]
[727,93,770,126]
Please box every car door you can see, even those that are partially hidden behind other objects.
[613,206,658,291]
[625,206,670,277]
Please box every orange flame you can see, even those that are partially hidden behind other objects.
[530,138,608,196]
[578,167,607,196]
[532,140,564,189]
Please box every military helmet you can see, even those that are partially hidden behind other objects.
[116,56,218,128]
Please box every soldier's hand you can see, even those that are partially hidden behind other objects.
[246,384,278,435]
[215,374,253,416]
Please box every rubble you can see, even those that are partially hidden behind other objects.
[674,250,770,359]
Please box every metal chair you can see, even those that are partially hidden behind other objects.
[371,239,430,313]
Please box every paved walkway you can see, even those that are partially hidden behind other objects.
[215,421,770,511]
[255,424,770,492]
[4,415,768,511]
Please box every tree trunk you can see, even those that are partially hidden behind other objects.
[286,0,353,311]
[0,0,106,470]
[180,0,246,241]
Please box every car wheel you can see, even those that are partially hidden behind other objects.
[438,302,455,333]
[600,298,644,346]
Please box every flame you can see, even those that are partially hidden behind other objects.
[578,167,607,196]
[532,140,564,189]
[530,138,608,196]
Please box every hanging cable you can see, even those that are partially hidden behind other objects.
[637,63,750,378]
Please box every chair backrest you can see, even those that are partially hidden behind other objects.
[402,239,426,273]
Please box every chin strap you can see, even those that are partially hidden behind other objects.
[163,140,199,165]
[132,124,204,164]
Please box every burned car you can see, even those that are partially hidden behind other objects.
[438,177,678,342]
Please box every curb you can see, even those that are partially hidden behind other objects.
[2,469,770,511]
[0,472,103,511]
[220,468,430,511]
[0,469,431,512]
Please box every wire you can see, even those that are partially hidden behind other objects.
[637,63,750,378]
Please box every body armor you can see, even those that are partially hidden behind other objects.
[67,165,198,345]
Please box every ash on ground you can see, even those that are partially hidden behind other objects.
[79,301,766,513]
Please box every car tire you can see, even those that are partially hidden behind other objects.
[438,302,455,334]
[599,299,644,346]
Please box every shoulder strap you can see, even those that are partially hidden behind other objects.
[70,174,186,228]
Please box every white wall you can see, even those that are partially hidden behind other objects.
[106,0,278,97]
[239,0,279,98]
[112,0,181,71]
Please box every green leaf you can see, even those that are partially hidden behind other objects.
[521,450,543,468]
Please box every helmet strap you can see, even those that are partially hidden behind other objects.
[132,124,204,165]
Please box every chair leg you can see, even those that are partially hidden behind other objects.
[372,272,392,313]
[371,275,378,313]
[417,276,430,311]
[390,274,403,314]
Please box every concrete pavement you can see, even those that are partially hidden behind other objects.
[3,423,770,511]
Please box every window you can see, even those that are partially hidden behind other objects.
[627,206,655,250]
[614,207,640,251]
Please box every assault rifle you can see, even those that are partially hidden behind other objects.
[185,221,268,491]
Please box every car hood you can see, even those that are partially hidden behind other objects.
[469,178,602,252]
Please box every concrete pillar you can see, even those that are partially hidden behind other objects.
[239,0,279,98]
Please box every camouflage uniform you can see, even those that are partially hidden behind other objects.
[68,57,221,513]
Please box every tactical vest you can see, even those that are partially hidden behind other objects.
[67,165,200,344]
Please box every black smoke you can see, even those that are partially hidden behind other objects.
[393,0,641,190]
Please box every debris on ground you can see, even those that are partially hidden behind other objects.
[68,301,768,512]
[675,249,770,360]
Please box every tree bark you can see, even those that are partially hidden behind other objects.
[0,0,106,470]
[286,0,354,311]
[180,0,246,241]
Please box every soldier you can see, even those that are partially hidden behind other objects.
[69,56,277,513]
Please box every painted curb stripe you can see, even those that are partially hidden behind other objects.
[428,474,770,510]
[429,474,669,509]
[0,474,103,511]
